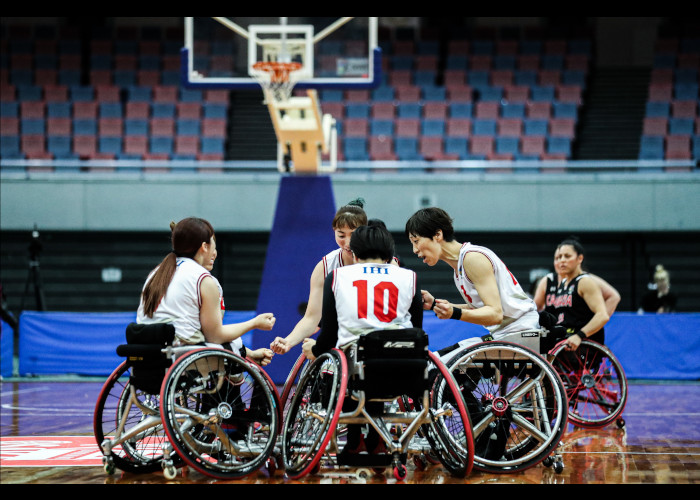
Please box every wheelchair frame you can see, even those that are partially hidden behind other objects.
[434,336,569,474]
[280,329,475,481]
[94,326,282,480]
[547,338,628,429]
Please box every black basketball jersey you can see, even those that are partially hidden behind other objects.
[543,272,604,343]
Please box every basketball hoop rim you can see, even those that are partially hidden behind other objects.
[252,61,303,83]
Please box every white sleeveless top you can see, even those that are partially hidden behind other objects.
[332,262,417,347]
[137,257,243,354]
[453,243,539,336]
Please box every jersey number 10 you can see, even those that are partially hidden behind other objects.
[353,280,399,323]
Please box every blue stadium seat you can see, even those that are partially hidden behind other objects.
[124,119,148,136]
[176,119,201,136]
[179,88,203,102]
[638,136,664,160]
[514,70,537,87]
[495,136,520,156]
[345,103,371,119]
[320,89,344,102]
[501,102,526,119]
[0,102,19,118]
[73,119,97,136]
[47,136,72,157]
[674,83,699,100]
[99,102,123,118]
[472,119,497,136]
[370,119,394,137]
[0,136,21,158]
[421,86,446,102]
[553,102,578,119]
[531,85,556,102]
[478,86,503,102]
[668,118,695,135]
[523,119,548,136]
[397,103,422,119]
[372,86,395,102]
[444,136,468,159]
[69,85,95,102]
[21,118,45,135]
[692,137,700,160]
[200,137,224,155]
[395,137,421,161]
[414,71,436,86]
[149,136,174,155]
[202,103,228,119]
[152,103,176,118]
[645,101,670,118]
[343,137,369,161]
[17,85,43,101]
[421,119,445,136]
[449,103,473,118]
[547,137,572,157]
[99,137,123,155]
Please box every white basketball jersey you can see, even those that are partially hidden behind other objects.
[453,243,538,336]
[331,263,417,347]
[322,248,345,278]
[137,257,241,353]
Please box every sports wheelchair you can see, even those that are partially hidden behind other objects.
[538,311,628,429]
[430,329,569,474]
[280,328,475,481]
[94,323,281,480]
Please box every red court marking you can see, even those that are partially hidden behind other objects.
[0,436,103,467]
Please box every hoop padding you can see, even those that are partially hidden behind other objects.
[252,61,303,102]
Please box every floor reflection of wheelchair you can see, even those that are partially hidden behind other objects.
[432,333,569,474]
[280,328,475,481]
[547,337,627,429]
[94,323,281,480]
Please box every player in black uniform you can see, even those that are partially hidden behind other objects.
[542,237,610,350]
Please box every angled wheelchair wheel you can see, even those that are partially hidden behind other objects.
[279,353,309,420]
[159,348,280,480]
[548,339,628,429]
[94,361,179,474]
[442,341,568,473]
[282,349,347,480]
[424,351,475,478]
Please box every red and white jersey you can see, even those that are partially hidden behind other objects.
[332,262,417,347]
[453,243,538,336]
[321,248,346,279]
[137,257,239,351]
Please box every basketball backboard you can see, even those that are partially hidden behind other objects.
[182,17,380,90]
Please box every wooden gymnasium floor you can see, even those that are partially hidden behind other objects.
[1,378,699,486]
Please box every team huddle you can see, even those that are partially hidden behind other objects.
[136,198,612,367]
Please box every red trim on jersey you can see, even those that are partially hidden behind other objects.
[196,272,211,308]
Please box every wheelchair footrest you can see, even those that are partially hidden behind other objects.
[336,452,406,467]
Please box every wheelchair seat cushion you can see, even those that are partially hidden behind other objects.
[357,328,429,360]
[126,322,175,346]
[355,328,430,400]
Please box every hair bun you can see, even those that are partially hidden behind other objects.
[169,221,177,231]
[347,197,365,208]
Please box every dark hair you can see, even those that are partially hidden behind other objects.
[405,207,455,241]
[141,217,215,317]
[350,219,395,262]
[556,236,585,256]
[332,197,368,230]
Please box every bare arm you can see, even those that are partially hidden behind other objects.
[589,273,621,316]
[533,276,547,311]
[565,276,610,350]
[199,276,275,345]
[433,252,504,326]
[270,259,325,354]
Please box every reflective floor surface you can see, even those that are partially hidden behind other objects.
[1,379,699,485]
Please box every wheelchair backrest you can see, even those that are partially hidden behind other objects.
[117,322,176,394]
[354,328,430,400]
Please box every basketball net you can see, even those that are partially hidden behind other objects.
[252,61,303,103]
